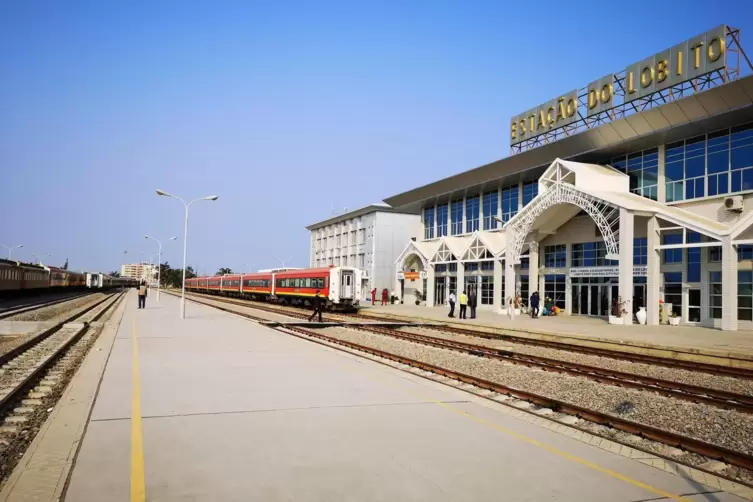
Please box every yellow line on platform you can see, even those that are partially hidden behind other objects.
[330,353,691,501]
[131,319,146,502]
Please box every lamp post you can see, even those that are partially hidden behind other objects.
[0,244,23,260]
[31,253,51,265]
[274,256,292,269]
[245,263,256,273]
[145,235,176,303]
[156,189,219,319]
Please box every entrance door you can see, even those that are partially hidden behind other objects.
[579,285,589,315]
[466,276,478,297]
[435,277,446,306]
[688,288,701,323]
[590,285,599,315]
[341,271,354,299]
[633,284,646,314]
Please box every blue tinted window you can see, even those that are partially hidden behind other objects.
[423,206,434,240]
[482,191,498,230]
[450,200,463,235]
[663,233,682,263]
[633,237,647,265]
[436,204,448,237]
[501,185,518,223]
[465,196,480,233]
[738,245,753,261]
[687,232,701,283]
[522,181,538,206]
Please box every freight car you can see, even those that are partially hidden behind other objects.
[186,266,361,311]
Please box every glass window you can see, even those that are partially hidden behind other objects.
[709,246,722,262]
[709,271,722,319]
[522,181,538,206]
[465,196,480,233]
[450,200,463,235]
[435,264,447,273]
[633,237,648,265]
[544,245,566,268]
[613,148,658,201]
[571,241,617,267]
[480,261,494,271]
[739,271,753,321]
[500,185,518,223]
[482,191,498,230]
[663,233,682,263]
[423,206,435,240]
[544,274,566,309]
[449,263,457,272]
[436,203,448,237]
[481,276,494,305]
[465,262,479,272]
[739,245,753,261]
[686,232,701,283]
[664,271,683,317]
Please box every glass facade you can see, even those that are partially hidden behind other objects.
[663,233,682,263]
[501,185,519,223]
[436,203,448,237]
[482,191,498,230]
[450,200,463,235]
[523,181,538,206]
[739,271,753,321]
[544,245,566,268]
[665,124,753,202]
[571,242,617,267]
[710,271,722,319]
[423,206,434,240]
[544,275,566,309]
[481,276,493,305]
[686,232,701,283]
[611,148,658,200]
[465,196,480,233]
[633,237,647,265]
[664,272,682,317]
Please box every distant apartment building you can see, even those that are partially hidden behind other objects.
[121,263,156,282]
[307,203,421,302]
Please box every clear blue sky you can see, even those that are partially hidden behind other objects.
[2,1,751,275]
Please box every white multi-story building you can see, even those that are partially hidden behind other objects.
[121,263,156,283]
[307,203,421,302]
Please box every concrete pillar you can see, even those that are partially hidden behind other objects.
[539,244,546,296]
[700,247,710,324]
[565,243,573,315]
[504,238,516,311]
[457,262,465,298]
[426,265,435,308]
[493,258,503,313]
[721,236,738,331]
[518,182,524,212]
[657,144,666,203]
[646,216,661,325]
[529,242,539,302]
[619,208,635,325]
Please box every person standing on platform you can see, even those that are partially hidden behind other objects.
[468,289,477,319]
[371,288,377,305]
[381,288,388,306]
[448,291,456,318]
[459,290,468,319]
[308,290,323,322]
[530,291,540,319]
[137,280,147,309]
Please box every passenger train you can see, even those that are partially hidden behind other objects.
[186,266,361,311]
[0,259,138,297]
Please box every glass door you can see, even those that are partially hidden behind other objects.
[688,288,701,322]
[590,285,599,316]
[435,277,446,306]
[633,284,646,314]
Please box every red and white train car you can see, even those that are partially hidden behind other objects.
[186,266,361,311]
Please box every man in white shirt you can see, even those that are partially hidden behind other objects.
[448,292,456,318]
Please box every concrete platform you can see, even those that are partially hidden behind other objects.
[260,320,438,328]
[362,303,753,368]
[5,291,750,501]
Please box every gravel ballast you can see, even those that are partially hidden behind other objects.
[403,327,753,397]
[319,325,753,456]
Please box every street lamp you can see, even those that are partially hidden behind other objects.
[245,263,256,273]
[31,252,51,265]
[0,244,23,260]
[274,256,292,268]
[145,235,177,303]
[156,189,219,319]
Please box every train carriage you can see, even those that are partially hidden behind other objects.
[0,260,50,295]
[187,266,361,311]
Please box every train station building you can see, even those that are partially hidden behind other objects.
[387,25,753,330]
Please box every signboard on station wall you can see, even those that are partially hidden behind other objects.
[509,25,729,146]
[568,266,648,278]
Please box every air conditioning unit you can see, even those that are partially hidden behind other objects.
[724,195,744,212]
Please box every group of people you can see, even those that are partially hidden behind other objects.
[444,289,542,321]
[370,288,397,305]
[447,289,477,319]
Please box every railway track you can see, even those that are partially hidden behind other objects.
[179,292,753,479]
[0,292,93,321]
[0,293,122,416]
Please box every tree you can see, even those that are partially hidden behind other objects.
[217,267,233,275]
[158,262,197,287]
[109,271,121,277]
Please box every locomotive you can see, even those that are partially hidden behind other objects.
[186,266,361,311]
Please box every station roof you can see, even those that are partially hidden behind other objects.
[306,202,416,230]
[384,75,753,214]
